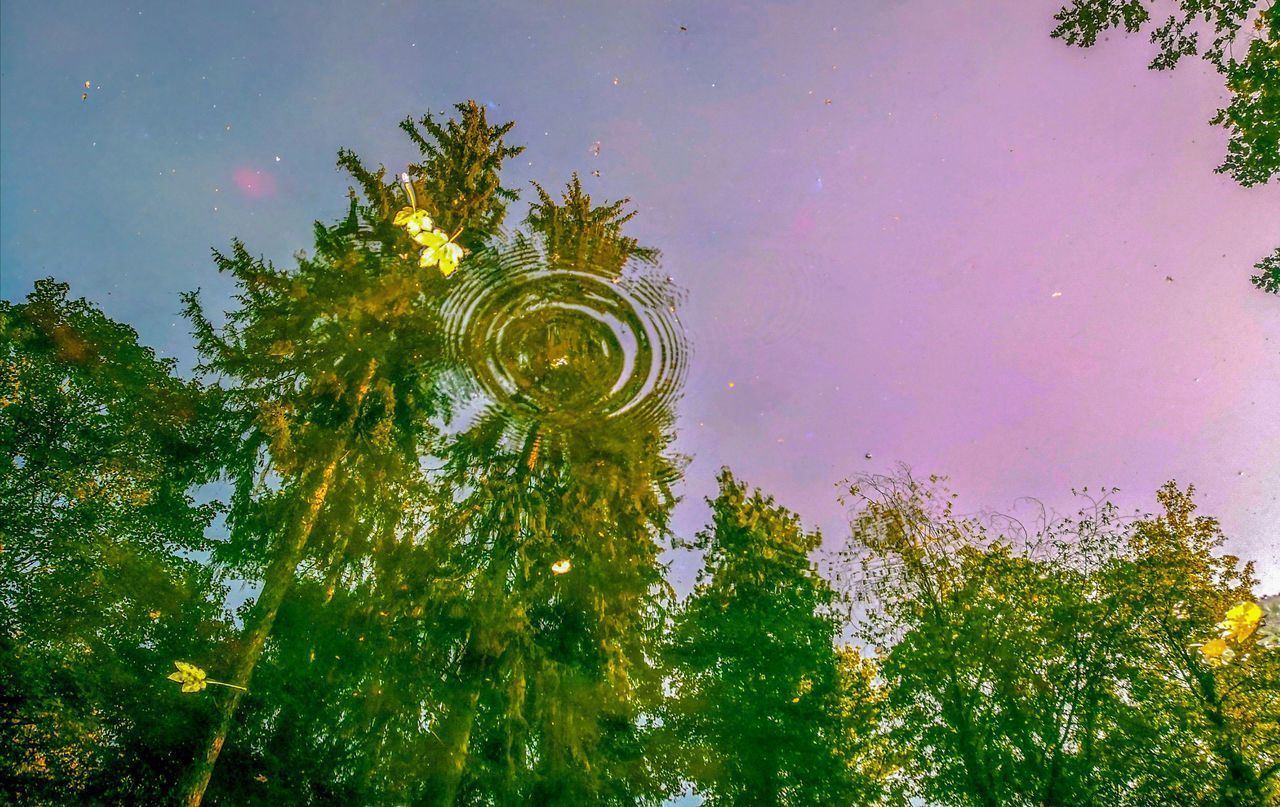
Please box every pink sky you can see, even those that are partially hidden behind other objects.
[2,0,1276,587]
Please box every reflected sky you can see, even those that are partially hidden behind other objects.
[2,0,1277,588]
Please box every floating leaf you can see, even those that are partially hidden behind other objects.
[418,236,463,277]
[168,661,208,693]
[1218,600,1263,643]
[394,204,463,276]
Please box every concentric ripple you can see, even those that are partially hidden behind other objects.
[442,241,687,430]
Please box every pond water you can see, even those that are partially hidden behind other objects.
[2,2,1278,805]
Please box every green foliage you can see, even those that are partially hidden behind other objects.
[1251,246,1280,293]
[337,100,524,254]
[433,182,684,806]
[526,173,659,276]
[841,470,1280,806]
[664,470,883,805]
[1051,0,1278,292]
[9,97,1280,806]
[1104,484,1279,805]
[1210,25,1280,187]
[178,101,528,804]
[0,280,231,803]
[176,102,686,805]
[1051,0,1152,48]
[1051,0,1263,78]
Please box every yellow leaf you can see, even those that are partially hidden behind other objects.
[1219,601,1263,642]
[168,660,208,693]
[1201,638,1228,660]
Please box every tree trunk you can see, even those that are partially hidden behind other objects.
[180,457,339,806]
[423,668,486,806]
[943,687,999,807]
[180,360,376,806]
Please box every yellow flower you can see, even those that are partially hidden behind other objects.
[168,661,208,693]
[1218,601,1263,643]
[551,559,572,575]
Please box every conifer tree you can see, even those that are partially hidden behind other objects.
[420,176,686,805]
[178,102,523,805]
[665,470,876,805]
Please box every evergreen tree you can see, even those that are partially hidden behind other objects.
[178,102,523,805]
[1,280,231,804]
[665,470,876,805]
[426,176,686,805]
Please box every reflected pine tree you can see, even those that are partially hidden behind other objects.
[179,101,687,806]
[427,177,686,805]
[664,470,885,806]
[178,102,523,805]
